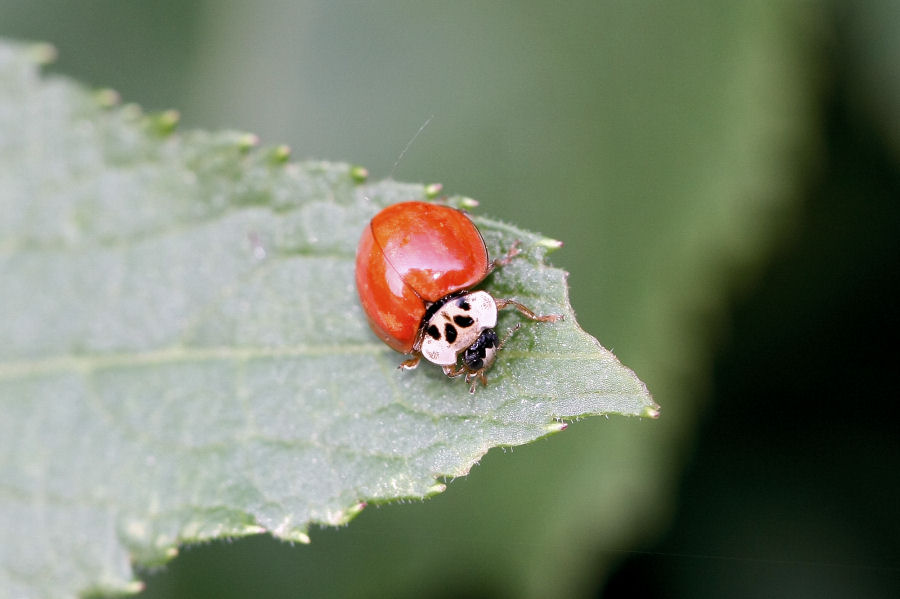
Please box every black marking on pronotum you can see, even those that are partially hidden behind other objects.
[444,323,458,343]
[426,324,441,339]
[457,298,471,311]
[453,314,475,328]
[422,290,470,323]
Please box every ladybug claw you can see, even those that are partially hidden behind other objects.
[399,355,421,370]
[470,370,489,394]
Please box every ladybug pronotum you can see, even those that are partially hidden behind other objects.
[355,201,561,392]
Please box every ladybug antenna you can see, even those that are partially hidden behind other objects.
[389,114,434,179]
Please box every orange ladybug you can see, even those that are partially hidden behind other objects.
[355,201,561,392]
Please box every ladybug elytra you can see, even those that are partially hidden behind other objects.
[355,201,561,392]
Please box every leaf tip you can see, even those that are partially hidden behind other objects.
[27,42,57,65]
[123,580,146,595]
[642,405,661,419]
[271,144,292,163]
[94,88,121,108]
[283,530,312,544]
[350,165,370,183]
[242,524,268,535]
[121,102,144,120]
[537,236,564,251]
[330,501,368,526]
[425,482,447,497]
[458,196,480,209]
[237,132,261,152]
[545,421,568,434]
[424,182,443,198]
[148,109,180,135]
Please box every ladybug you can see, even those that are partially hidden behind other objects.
[355,201,561,392]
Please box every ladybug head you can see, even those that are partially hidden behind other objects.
[419,290,498,367]
[461,328,500,372]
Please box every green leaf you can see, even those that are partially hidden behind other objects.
[0,40,655,599]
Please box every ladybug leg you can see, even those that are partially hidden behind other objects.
[465,371,485,394]
[488,240,522,272]
[477,370,488,387]
[469,324,518,393]
[495,298,563,323]
[399,354,422,370]
[442,364,465,378]
[444,364,483,394]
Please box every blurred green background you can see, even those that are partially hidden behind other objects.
[2,1,897,597]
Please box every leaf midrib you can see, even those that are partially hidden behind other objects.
[0,343,388,380]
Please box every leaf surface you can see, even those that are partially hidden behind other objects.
[0,41,655,599]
